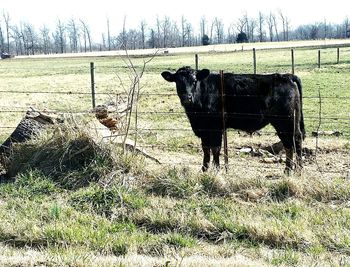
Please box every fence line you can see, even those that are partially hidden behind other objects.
[1,90,350,100]
[1,46,349,176]
[0,108,349,122]
[1,125,350,138]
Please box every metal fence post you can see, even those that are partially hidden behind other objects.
[90,62,96,108]
[318,50,321,69]
[337,47,340,64]
[220,70,228,172]
[291,49,295,74]
[195,54,199,70]
[253,48,257,74]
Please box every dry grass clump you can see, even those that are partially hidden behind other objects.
[3,123,115,189]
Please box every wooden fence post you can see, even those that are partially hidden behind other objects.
[219,70,228,172]
[253,48,257,74]
[291,49,295,74]
[318,50,321,69]
[195,54,199,70]
[90,62,96,108]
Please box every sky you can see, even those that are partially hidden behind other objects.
[1,0,349,40]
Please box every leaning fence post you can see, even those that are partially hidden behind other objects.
[253,48,257,74]
[318,50,321,69]
[220,70,229,172]
[195,54,199,70]
[90,62,96,108]
[291,49,295,74]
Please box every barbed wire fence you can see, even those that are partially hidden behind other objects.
[0,46,349,177]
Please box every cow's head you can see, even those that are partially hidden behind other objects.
[161,66,210,107]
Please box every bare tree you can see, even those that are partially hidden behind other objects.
[40,25,51,54]
[106,17,111,51]
[21,23,37,55]
[278,10,286,41]
[10,25,23,55]
[185,22,193,46]
[101,33,106,50]
[121,15,127,48]
[3,11,10,53]
[236,16,247,33]
[278,10,290,41]
[180,16,193,47]
[213,17,224,44]
[267,12,275,42]
[272,13,280,41]
[116,49,158,151]
[80,19,92,52]
[0,19,4,52]
[344,16,349,38]
[67,18,79,52]
[54,19,66,53]
[247,17,257,42]
[227,23,236,43]
[162,16,171,48]
[209,19,215,43]
[127,29,138,50]
[181,15,186,47]
[258,11,265,42]
[156,16,161,48]
[323,18,327,39]
[148,28,156,48]
[200,16,206,40]
[140,20,146,49]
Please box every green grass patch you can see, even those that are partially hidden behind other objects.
[0,44,350,266]
[70,184,148,217]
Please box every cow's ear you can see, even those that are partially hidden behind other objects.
[196,69,210,81]
[161,71,175,82]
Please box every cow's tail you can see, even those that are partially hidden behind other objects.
[291,75,306,140]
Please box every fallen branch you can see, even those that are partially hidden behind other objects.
[90,119,161,164]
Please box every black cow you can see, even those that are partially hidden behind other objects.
[161,66,305,174]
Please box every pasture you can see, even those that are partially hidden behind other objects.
[0,41,350,266]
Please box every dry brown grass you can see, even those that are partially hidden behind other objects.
[145,134,349,181]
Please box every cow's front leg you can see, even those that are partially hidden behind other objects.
[211,146,221,170]
[202,146,211,172]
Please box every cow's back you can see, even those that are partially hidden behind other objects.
[221,73,298,132]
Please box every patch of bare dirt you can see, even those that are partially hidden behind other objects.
[144,135,350,179]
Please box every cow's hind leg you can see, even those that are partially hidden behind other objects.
[273,119,304,175]
[273,127,296,175]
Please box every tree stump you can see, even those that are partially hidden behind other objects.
[0,107,63,156]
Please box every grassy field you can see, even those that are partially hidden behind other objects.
[0,41,350,266]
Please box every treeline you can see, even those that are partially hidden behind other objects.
[0,10,350,56]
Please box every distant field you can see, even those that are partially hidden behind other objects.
[0,41,350,266]
[1,40,350,139]
[15,38,350,58]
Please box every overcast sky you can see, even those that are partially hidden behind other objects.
[1,0,349,40]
